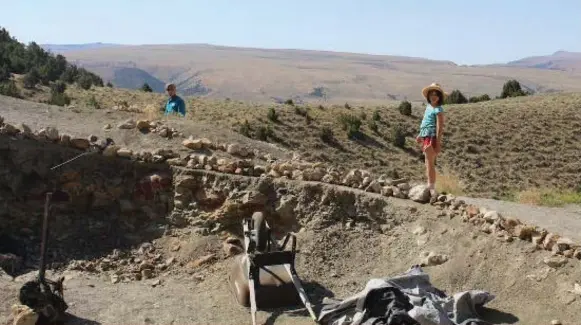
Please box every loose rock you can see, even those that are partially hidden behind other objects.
[118,119,137,129]
[408,185,431,203]
[544,256,568,269]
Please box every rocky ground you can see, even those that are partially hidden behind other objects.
[1,94,581,325]
[2,175,581,325]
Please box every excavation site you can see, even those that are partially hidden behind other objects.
[1,113,581,325]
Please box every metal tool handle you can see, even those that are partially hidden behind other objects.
[38,192,52,283]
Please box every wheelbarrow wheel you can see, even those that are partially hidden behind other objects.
[252,212,268,252]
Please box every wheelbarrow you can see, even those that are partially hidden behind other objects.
[228,212,318,325]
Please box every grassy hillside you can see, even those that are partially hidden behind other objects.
[7,76,579,204]
[60,44,581,104]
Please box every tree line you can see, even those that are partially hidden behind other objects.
[444,79,531,105]
[0,26,104,98]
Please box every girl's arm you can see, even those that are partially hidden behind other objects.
[436,113,445,151]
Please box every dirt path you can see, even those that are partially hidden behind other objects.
[459,196,581,242]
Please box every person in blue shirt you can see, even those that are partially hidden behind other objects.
[415,83,446,194]
[164,83,186,116]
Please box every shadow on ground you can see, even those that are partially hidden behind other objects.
[261,280,334,325]
[478,307,520,324]
[64,313,102,325]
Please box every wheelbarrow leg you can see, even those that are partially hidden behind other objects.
[248,263,258,325]
[284,264,318,323]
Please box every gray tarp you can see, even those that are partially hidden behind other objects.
[317,265,495,325]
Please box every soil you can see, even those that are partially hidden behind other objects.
[1,197,580,325]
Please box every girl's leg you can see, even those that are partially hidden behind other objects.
[424,146,436,189]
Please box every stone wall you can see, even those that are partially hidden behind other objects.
[0,133,173,269]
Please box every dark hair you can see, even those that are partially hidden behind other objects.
[426,90,443,106]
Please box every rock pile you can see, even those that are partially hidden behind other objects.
[66,242,175,283]
[115,119,182,138]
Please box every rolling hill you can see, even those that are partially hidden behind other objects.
[48,44,581,103]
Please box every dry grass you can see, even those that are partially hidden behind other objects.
[435,169,466,196]
[514,188,581,207]
[7,80,581,204]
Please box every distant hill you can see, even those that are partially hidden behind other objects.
[47,43,581,103]
[503,51,581,72]
[41,43,122,53]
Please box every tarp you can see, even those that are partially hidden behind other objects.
[317,265,495,325]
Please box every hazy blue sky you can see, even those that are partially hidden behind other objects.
[1,0,579,65]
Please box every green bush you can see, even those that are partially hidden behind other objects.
[239,120,251,137]
[391,125,406,148]
[77,74,93,90]
[48,92,71,106]
[0,65,10,82]
[284,99,294,106]
[338,113,362,139]
[141,83,153,92]
[256,125,274,141]
[87,95,101,109]
[469,94,491,103]
[106,81,113,88]
[50,80,67,94]
[398,101,412,116]
[0,81,21,98]
[23,68,40,89]
[320,126,334,143]
[344,102,351,109]
[267,107,278,122]
[372,110,381,121]
[294,106,308,117]
[445,90,468,104]
[369,120,379,134]
[501,80,527,98]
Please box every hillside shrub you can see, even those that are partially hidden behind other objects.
[372,110,381,121]
[87,95,101,109]
[77,74,93,90]
[391,125,406,148]
[267,107,278,122]
[0,65,9,82]
[256,125,274,141]
[445,90,468,104]
[344,102,351,109]
[469,94,491,103]
[320,126,334,143]
[48,92,71,106]
[501,79,527,98]
[369,119,379,134]
[338,113,362,139]
[23,68,40,89]
[50,80,67,94]
[294,106,308,117]
[0,81,21,98]
[141,83,153,92]
[284,99,294,106]
[239,120,251,137]
[106,81,113,88]
[398,101,412,116]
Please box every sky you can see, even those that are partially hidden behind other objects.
[1,0,580,65]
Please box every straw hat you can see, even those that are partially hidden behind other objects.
[422,83,447,100]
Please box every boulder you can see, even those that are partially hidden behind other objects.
[183,138,203,150]
[38,127,59,141]
[0,123,18,135]
[136,120,150,130]
[117,148,133,158]
[118,119,136,129]
[408,185,431,203]
[102,145,120,157]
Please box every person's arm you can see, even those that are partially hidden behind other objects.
[436,112,445,151]
[179,99,186,116]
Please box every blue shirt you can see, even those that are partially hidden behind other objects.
[165,95,186,116]
[418,104,443,137]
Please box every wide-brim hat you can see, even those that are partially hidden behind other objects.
[422,83,447,100]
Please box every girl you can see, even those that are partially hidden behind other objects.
[416,83,446,194]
